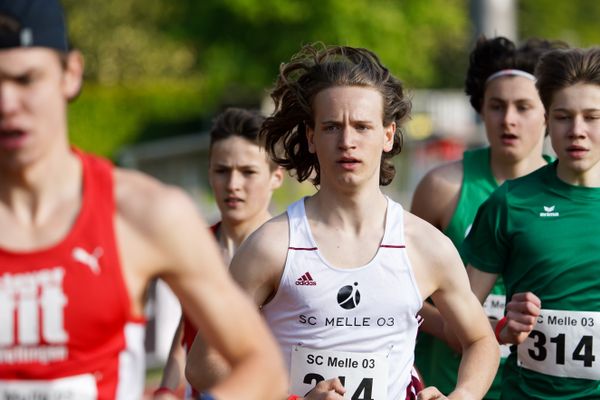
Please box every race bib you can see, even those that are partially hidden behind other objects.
[483,293,510,359]
[0,374,97,399]
[290,346,388,399]
[518,309,600,380]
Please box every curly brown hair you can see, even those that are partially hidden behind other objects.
[260,43,411,186]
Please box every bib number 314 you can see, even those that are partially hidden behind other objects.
[290,346,388,399]
[518,309,599,380]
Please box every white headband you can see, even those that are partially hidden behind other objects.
[485,69,536,84]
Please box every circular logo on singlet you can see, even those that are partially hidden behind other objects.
[337,282,360,310]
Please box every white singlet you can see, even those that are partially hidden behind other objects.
[262,197,423,400]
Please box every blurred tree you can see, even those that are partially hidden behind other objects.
[62,0,600,158]
[63,0,470,89]
[519,0,600,46]
[62,0,472,157]
[181,0,471,91]
[63,0,197,84]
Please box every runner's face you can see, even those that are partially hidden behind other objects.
[307,86,395,191]
[481,76,546,163]
[0,47,82,170]
[549,83,600,185]
[209,136,282,225]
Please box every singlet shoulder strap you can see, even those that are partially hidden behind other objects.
[286,198,318,250]
[78,149,114,208]
[60,150,115,244]
[380,197,407,248]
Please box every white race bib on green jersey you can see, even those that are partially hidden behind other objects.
[518,309,600,380]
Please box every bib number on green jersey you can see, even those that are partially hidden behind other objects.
[290,346,389,399]
[517,309,599,380]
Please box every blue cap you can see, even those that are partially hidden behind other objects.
[0,0,68,51]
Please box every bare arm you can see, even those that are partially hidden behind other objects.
[467,266,541,345]
[187,214,348,400]
[410,161,463,232]
[185,332,230,393]
[407,213,499,400]
[116,171,286,400]
[185,214,289,396]
[418,302,446,341]
[411,162,463,339]
[154,318,185,399]
[162,198,286,400]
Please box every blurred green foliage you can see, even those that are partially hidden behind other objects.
[68,79,215,157]
[63,0,471,157]
[519,0,600,47]
[63,0,600,158]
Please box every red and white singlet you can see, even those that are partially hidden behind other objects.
[262,197,423,400]
[0,151,145,399]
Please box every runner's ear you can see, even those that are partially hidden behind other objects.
[383,122,395,153]
[63,50,83,101]
[306,124,317,154]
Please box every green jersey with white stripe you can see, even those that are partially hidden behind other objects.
[463,162,600,399]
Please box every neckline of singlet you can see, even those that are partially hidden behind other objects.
[291,196,406,272]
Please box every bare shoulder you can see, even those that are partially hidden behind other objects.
[415,160,463,198]
[112,168,219,316]
[230,212,290,305]
[404,211,457,261]
[411,159,464,229]
[114,167,200,235]
[233,212,289,272]
[403,210,464,299]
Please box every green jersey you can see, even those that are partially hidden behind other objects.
[463,162,600,399]
[416,148,506,399]
[415,148,553,398]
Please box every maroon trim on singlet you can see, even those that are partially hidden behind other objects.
[405,368,424,400]
[288,247,318,251]
[380,244,406,248]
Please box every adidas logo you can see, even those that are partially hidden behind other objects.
[295,272,317,286]
[539,205,559,217]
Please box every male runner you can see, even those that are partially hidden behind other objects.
[0,2,286,399]
[187,44,499,400]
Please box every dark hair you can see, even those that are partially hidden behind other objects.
[260,43,410,186]
[208,107,276,168]
[536,47,600,111]
[465,36,567,113]
[209,107,265,147]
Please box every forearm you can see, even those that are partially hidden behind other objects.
[159,345,185,391]
[419,301,446,340]
[185,342,230,391]
[207,342,287,400]
[158,320,185,391]
[449,335,499,400]
[186,321,286,400]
